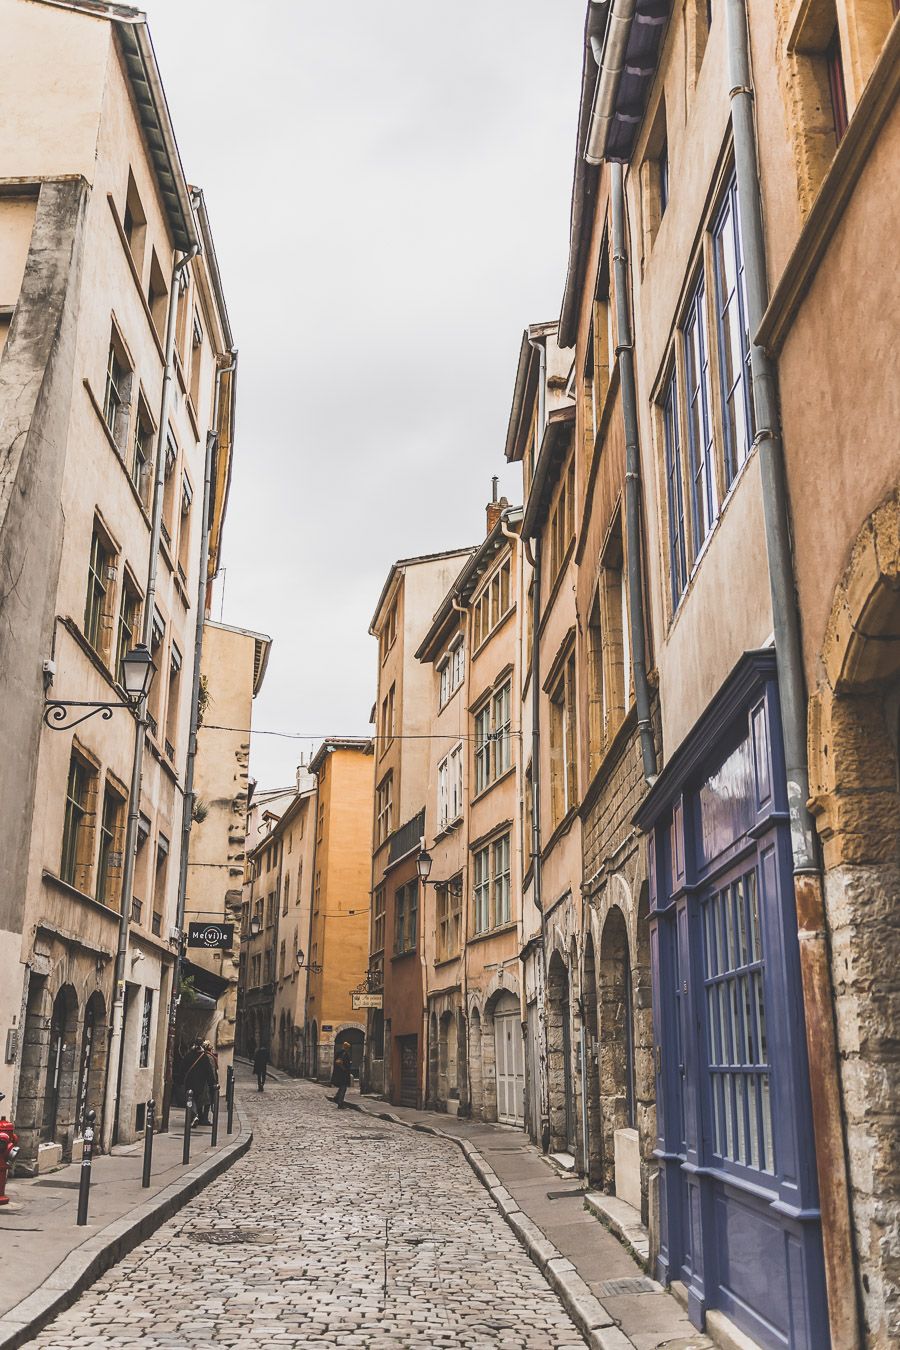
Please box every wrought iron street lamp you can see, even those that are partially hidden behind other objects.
[249,916,262,937]
[295,947,323,975]
[416,849,433,883]
[43,644,156,730]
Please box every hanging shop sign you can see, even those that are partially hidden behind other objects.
[187,922,234,950]
[352,992,383,1010]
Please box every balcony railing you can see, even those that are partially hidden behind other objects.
[389,808,425,864]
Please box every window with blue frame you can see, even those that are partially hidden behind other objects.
[712,177,754,487]
[683,279,717,551]
[702,868,773,1172]
[663,372,687,605]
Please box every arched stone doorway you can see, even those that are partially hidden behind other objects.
[309,1021,319,1079]
[468,1006,483,1118]
[438,1011,458,1107]
[336,1027,365,1080]
[546,952,575,1153]
[43,985,79,1156]
[599,906,639,1206]
[456,1010,468,1115]
[808,495,900,1341]
[428,1012,439,1107]
[582,932,602,1183]
[76,992,107,1134]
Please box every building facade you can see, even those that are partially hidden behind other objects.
[0,0,242,1164]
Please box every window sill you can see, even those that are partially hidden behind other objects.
[542,806,578,858]
[468,919,517,946]
[433,816,463,843]
[433,953,461,969]
[57,615,130,702]
[471,764,516,806]
[42,869,121,921]
[391,947,418,962]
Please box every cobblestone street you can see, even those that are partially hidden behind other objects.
[33,1080,586,1348]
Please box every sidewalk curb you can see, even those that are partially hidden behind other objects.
[357,1099,636,1350]
[0,1108,253,1350]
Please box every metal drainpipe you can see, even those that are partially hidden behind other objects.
[160,349,236,1129]
[450,594,472,1115]
[724,2,859,1342]
[101,242,200,1153]
[610,163,657,783]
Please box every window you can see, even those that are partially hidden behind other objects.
[178,473,193,580]
[138,987,154,1068]
[584,252,613,454]
[663,372,688,605]
[549,455,575,580]
[146,609,165,739]
[376,773,393,846]
[131,398,153,508]
[472,557,512,649]
[703,868,773,1172]
[436,877,463,961]
[296,859,303,903]
[712,178,754,487]
[283,874,290,915]
[380,683,395,749]
[84,525,115,656]
[152,834,168,936]
[379,601,397,663]
[251,954,262,987]
[439,637,465,707]
[473,831,512,934]
[279,939,287,980]
[600,515,630,725]
[474,679,512,795]
[161,433,178,548]
[96,785,124,909]
[373,884,386,954]
[266,892,277,927]
[437,742,463,829]
[189,311,203,411]
[825,26,849,142]
[523,766,534,870]
[147,249,168,339]
[61,753,95,889]
[587,594,604,775]
[165,643,181,760]
[122,169,146,273]
[548,650,577,825]
[642,101,670,248]
[103,337,131,449]
[394,879,418,954]
[683,278,717,551]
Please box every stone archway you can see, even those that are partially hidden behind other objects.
[309,1020,319,1079]
[582,931,602,1183]
[599,907,637,1201]
[43,984,79,1156]
[438,1011,457,1106]
[76,991,107,1134]
[808,494,900,1342]
[428,1012,439,1107]
[546,951,574,1153]
[456,1010,468,1115]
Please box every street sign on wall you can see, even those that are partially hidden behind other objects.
[186,922,234,950]
[352,992,383,1010]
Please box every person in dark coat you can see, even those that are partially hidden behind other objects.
[184,1040,218,1124]
[328,1042,352,1108]
[253,1044,269,1092]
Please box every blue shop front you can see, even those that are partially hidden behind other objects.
[636,652,828,1349]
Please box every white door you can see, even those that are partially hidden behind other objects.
[495,997,525,1126]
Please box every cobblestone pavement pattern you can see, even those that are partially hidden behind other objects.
[33,1080,587,1348]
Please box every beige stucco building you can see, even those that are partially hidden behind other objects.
[177,621,270,1079]
[0,0,241,1165]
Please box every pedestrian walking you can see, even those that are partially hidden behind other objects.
[253,1044,269,1092]
[328,1042,352,1108]
[183,1040,218,1125]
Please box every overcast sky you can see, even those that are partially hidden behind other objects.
[146,1,586,788]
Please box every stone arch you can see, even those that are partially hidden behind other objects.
[438,1010,458,1104]
[808,494,900,1339]
[428,1011,439,1107]
[633,880,655,1205]
[334,1025,365,1079]
[43,984,79,1156]
[76,991,107,1134]
[546,950,574,1153]
[582,930,602,1183]
[309,1020,319,1079]
[468,1005,483,1119]
[598,906,635,1193]
[456,1009,468,1115]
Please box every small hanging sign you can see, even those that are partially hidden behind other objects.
[187,922,234,950]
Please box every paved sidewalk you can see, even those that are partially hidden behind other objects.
[0,1098,250,1342]
[356,1093,711,1350]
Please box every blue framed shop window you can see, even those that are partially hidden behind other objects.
[712,177,754,487]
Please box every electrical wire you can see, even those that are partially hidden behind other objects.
[202,723,522,742]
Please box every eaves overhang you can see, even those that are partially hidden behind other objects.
[115,19,199,253]
[504,321,557,464]
[308,736,374,776]
[521,407,577,539]
[559,2,607,348]
[586,0,671,166]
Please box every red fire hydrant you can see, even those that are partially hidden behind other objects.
[0,1097,20,1206]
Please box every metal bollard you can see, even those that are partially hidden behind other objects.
[142,1098,155,1188]
[182,1090,193,1165]
[76,1109,96,1226]
[226,1065,234,1135]
[210,1084,220,1147]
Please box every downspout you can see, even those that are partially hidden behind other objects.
[585,0,636,165]
[724,2,859,1343]
[451,593,472,1114]
[305,771,321,1078]
[102,240,200,1153]
[610,163,657,783]
[161,349,236,1130]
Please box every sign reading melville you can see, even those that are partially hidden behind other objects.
[187,922,234,951]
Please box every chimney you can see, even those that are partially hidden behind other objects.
[486,478,507,535]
